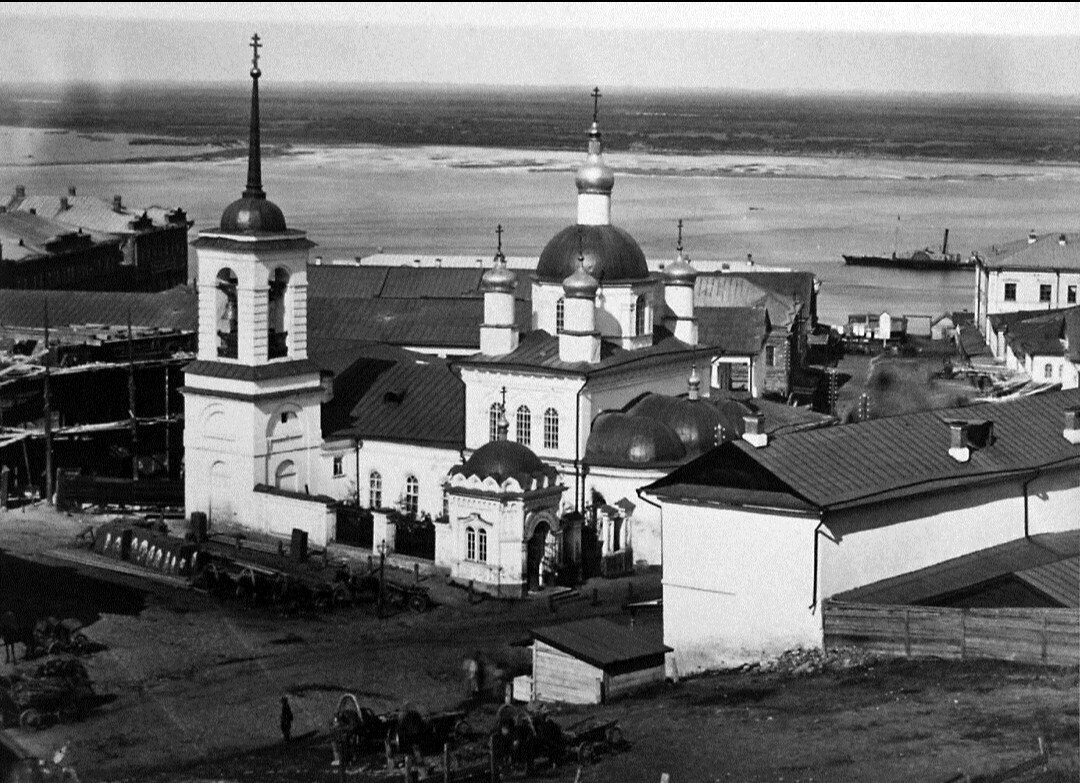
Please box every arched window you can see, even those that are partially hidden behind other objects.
[634,294,648,336]
[267,267,289,359]
[274,460,297,492]
[489,402,505,442]
[369,471,382,509]
[477,528,488,562]
[516,406,531,445]
[466,527,476,560]
[404,475,419,517]
[216,268,238,358]
[543,408,559,450]
[556,297,565,333]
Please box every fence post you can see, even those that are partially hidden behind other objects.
[903,607,911,658]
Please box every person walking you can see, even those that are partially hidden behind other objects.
[280,695,294,742]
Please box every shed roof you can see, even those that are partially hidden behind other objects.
[832,532,1080,607]
[531,617,671,670]
[646,389,1080,511]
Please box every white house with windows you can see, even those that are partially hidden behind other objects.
[974,232,1080,340]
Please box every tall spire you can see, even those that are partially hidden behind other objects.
[243,32,265,200]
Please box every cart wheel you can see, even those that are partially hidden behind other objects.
[453,718,472,740]
[407,593,429,613]
[605,726,623,746]
[19,708,43,730]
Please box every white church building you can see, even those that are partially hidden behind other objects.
[184,41,766,592]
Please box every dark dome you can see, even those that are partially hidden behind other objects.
[537,224,648,284]
[627,394,721,457]
[585,412,686,467]
[458,440,545,484]
[220,196,287,234]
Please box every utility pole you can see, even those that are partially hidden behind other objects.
[43,297,54,504]
[127,310,138,481]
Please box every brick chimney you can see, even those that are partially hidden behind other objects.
[14,185,25,200]
[59,196,69,210]
[741,412,768,448]
[112,195,123,212]
[1064,408,1080,445]
[68,186,77,197]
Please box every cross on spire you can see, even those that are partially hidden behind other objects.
[250,33,262,76]
[591,86,602,123]
[677,218,684,252]
[495,223,503,255]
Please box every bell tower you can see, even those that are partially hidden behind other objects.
[183,34,325,530]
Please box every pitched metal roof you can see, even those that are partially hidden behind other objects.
[307,266,389,299]
[975,232,1080,271]
[531,617,671,670]
[306,265,532,301]
[647,389,1080,511]
[184,358,321,382]
[12,194,177,235]
[696,306,770,355]
[333,355,464,448]
[831,532,1079,607]
[458,329,698,379]
[0,210,108,259]
[0,286,196,331]
[694,274,799,328]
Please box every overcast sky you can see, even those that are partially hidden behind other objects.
[2,2,1078,94]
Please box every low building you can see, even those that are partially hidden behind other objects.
[0,209,123,290]
[973,231,1080,339]
[985,306,1080,389]
[642,390,1080,676]
[7,186,192,291]
[526,617,671,704]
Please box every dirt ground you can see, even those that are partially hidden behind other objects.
[1,504,1077,783]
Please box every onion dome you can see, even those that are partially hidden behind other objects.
[452,440,557,487]
[664,220,697,286]
[538,224,648,283]
[575,122,615,195]
[627,393,722,457]
[563,255,599,299]
[220,33,288,235]
[585,412,687,467]
[482,224,517,294]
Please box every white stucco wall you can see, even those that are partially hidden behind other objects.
[253,490,334,547]
[583,466,667,565]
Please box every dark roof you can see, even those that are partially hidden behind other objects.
[956,324,992,359]
[308,297,531,349]
[458,329,697,378]
[832,532,1080,607]
[975,232,1080,271]
[531,617,671,670]
[696,306,770,355]
[252,484,335,505]
[0,286,197,331]
[452,440,554,486]
[1067,309,1080,363]
[646,389,1080,511]
[184,358,321,382]
[307,264,533,302]
[330,354,465,448]
[536,224,649,284]
[990,307,1080,361]
[308,266,390,299]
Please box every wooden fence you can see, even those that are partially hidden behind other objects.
[823,600,1079,667]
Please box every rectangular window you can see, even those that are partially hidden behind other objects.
[1039,284,1052,303]
[1003,282,1017,302]
[332,456,344,477]
[478,528,487,562]
[765,345,776,367]
[1068,285,1077,305]
[1044,363,1054,379]
[466,527,476,561]
[728,362,750,391]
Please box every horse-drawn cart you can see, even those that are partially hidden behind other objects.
[0,657,96,730]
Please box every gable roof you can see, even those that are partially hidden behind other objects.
[0,210,111,259]
[974,232,1080,271]
[832,531,1080,607]
[696,306,770,355]
[646,389,1080,512]
[694,274,800,328]
[531,617,671,670]
[11,194,182,236]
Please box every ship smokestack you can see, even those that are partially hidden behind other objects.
[942,228,949,255]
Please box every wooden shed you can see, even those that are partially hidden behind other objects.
[529,617,671,705]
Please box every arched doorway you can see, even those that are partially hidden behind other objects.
[526,521,550,592]
[274,460,297,492]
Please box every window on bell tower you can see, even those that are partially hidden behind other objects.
[216,268,238,358]
[268,267,289,359]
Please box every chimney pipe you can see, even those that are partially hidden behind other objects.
[59,196,69,210]
[948,421,970,462]
[413,258,421,268]
[1059,234,1067,247]
[741,413,768,448]
[1064,408,1080,445]
[14,185,25,200]
[112,195,123,212]
[1027,230,1037,245]
[68,186,76,197]
[941,228,949,255]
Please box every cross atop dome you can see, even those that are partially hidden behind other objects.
[677,218,684,253]
[591,86,601,124]
[250,32,262,77]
